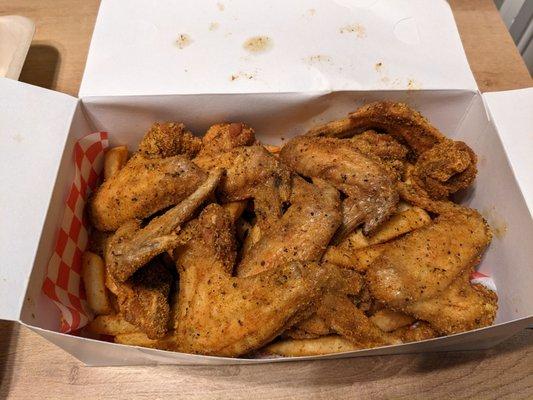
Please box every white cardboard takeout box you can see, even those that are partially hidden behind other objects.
[0,15,34,79]
[0,0,532,366]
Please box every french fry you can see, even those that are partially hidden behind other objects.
[88,314,138,335]
[263,336,361,357]
[264,144,281,154]
[324,206,431,270]
[222,201,247,222]
[82,251,113,315]
[114,332,160,348]
[104,145,129,180]
[370,309,415,332]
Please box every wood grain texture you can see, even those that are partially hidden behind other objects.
[0,0,532,399]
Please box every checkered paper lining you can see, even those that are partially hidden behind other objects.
[40,131,497,334]
[42,132,109,333]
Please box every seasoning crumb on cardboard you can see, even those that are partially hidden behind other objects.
[306,8,316,16]
[305,55,332,64]
[12,133,24,142]
[340,24,366,38]
[209,22,219,31]
[176,34,192,49]
[407,78,422,90]
[243,36,273,54]
[230,71,255,81]
[374,61,383,71]
[217,2,225,11]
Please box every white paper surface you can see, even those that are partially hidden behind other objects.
[0,78,78,321]
[80,0,477,97]
[0,16,35,79]
[483,88,533,214]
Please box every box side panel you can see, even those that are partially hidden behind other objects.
[0,78,78,321]
[82,90,476,147]
[19,102,94,329]
[483,88,533,213]
[29,318,531,366]
[456,94,533,323]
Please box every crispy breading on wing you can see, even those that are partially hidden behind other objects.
[392,321,438,342]
[283,314,333,339]
[236,177,342,277]
[404,271,498,335]
[138,122,202,159]
[366,208,492,308]
[89,155,207,231]
[348,102,446,156]
[107,260,172,339]
[105,169,223,282]
[370,309,415,332]
[409,140,477,199]
[172,204,336,357]
[195,122,257,159]
[349,130,409,177]
[280,135,398,238]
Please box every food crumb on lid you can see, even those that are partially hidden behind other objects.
[176,34,192,49]
[243,36,273,54]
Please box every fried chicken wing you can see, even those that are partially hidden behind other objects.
[409,140,477,199]
[172,204,336,357]
[280,135,398,238]
[195,122,256,159]
[366,208,491,308]
[138,122,201,159]
[107,260,172,339]
[404,271,498,335]
[105,169,223,282]
[236,177,342,277]
[263,335,362,356]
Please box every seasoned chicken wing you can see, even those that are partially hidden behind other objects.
[105,169,223,282]
[280,135,398,238]
[404,270,497,335]
[90,122,207,231]
[172,204,337,357]
[237,177,342,277]
[366,208,491,308]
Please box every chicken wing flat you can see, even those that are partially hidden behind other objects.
[404,271,498,335]
[107,260,172,339]
[263,335,362,356]
[280,135,398,237]
[236,177,342,277]
[172,204,337,357]
[366,208,491,308]
[105,169,223,282]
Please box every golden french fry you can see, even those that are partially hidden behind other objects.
[264,144,281,154]
[82,251,113,315]
[370,309,415,332]
[324,206,431,269]
[104,145,129,180]
[88,314,138,335]
[114,332,160,348]
[263,336,361,357]
[222,201,247,222]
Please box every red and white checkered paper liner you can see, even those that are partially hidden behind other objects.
[41,130,497,334]
[42,132,108,333]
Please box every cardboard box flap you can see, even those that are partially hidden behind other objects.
[0,78,78,321]
[483,88,533,214]
[80,0,477,97]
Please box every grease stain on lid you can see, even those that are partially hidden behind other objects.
[340,24,366,38]
[217,2,225,11]
[243,36,273,54]
[209,22,219,31]
[176,34,192,49]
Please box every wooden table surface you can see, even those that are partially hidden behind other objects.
[1,0,532,399]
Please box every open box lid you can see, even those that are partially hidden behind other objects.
[0,78,79,321]
[79,0,478,97]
